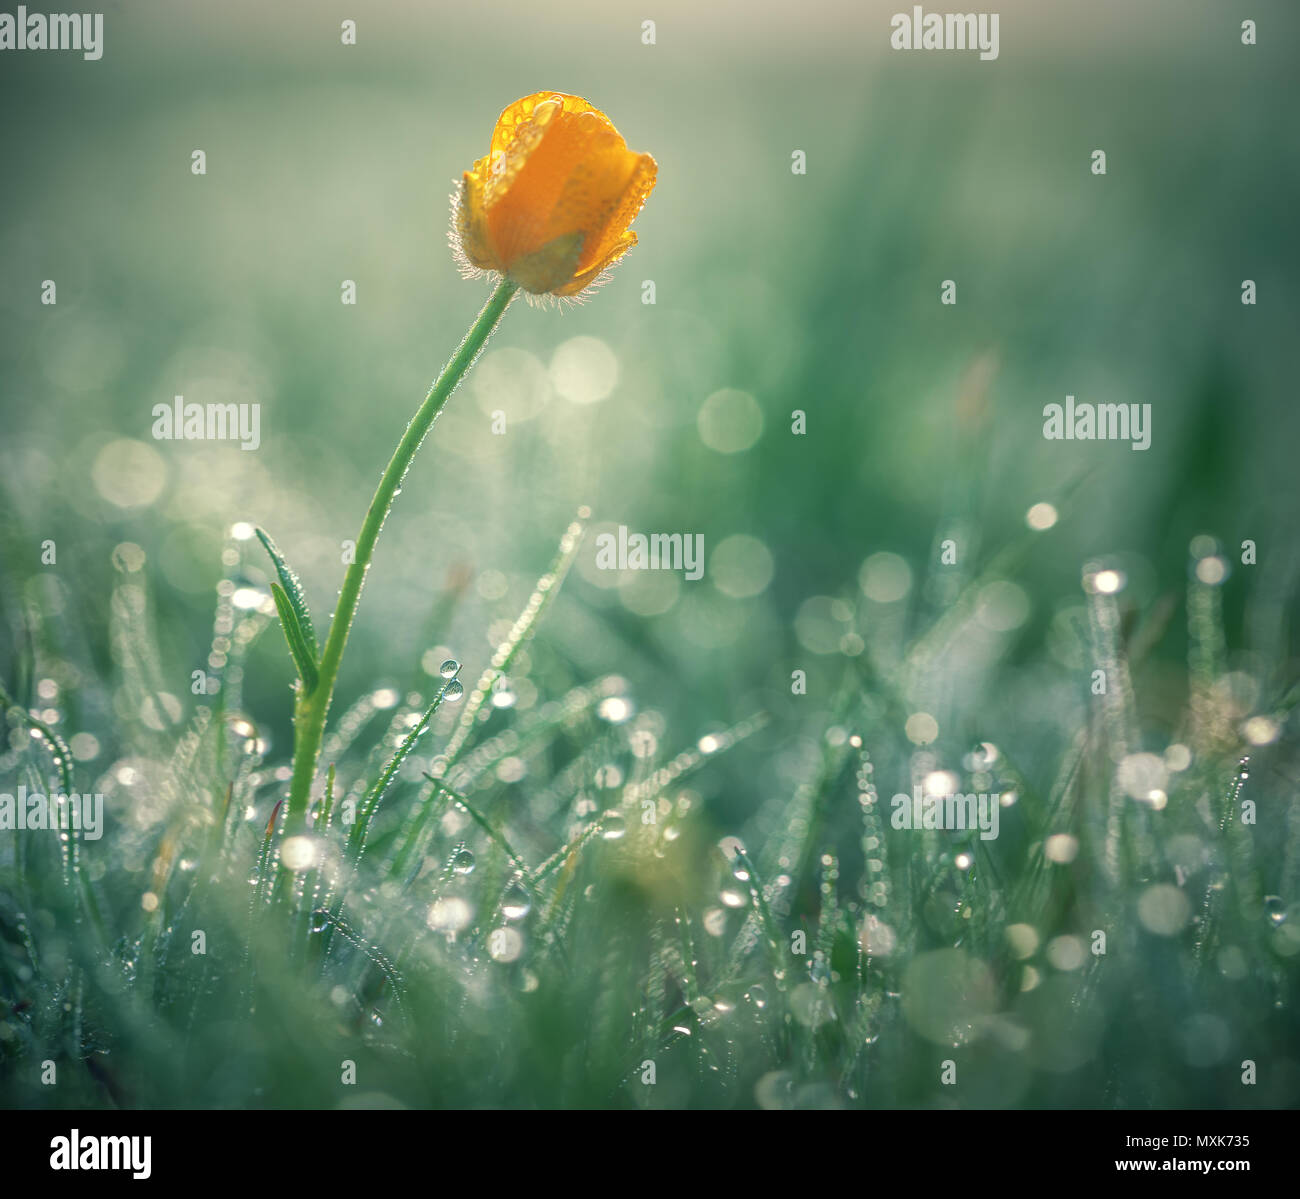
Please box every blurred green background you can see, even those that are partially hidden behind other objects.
[1,0,1298,826]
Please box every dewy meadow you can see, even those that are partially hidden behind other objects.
[0,2,1297,1116]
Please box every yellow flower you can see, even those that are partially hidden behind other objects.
[451,92,657,299]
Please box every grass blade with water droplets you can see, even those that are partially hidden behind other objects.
[255,526,319,660]
[269,581,319,694]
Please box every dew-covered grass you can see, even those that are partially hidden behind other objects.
[2,0,1299,1112]
[1,506,1297,1110]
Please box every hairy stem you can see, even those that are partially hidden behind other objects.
[283,277,519,833]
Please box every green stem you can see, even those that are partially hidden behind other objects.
[283,277,519,834]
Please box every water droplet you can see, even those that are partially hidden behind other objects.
[490,677,516,708]
[717,835,746,862]
[732,858,751,882]
[501,882,532,921]
[747,984,768,1009]
[594,764,623,789]
[368,1009,383,1027]
[1264,896,1288,926]
[443,680,464,702]
[451,848,476,875]
[601,812,626,841]
[439,659,460,678]
[428,896,473,931]
[281,834,318,871]
[597,696,633,723]
[309,909,331,932]
[227,717,256,745]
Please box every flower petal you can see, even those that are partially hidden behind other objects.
[452,92,656,297]
[570,151,657,276]
[489,92,597,164]
[488,107,611,268]
[453,171,495,271]
[553,232,638,297]
[507,231,585,295]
